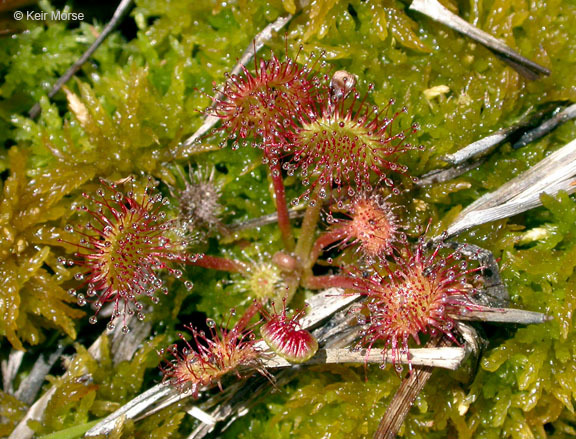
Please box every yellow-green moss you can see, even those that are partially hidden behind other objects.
[0,0,575,437]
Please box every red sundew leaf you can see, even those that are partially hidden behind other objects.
[61,177,188,332]
[348,238,483,369]
[160,303,268,398]
[209,48,328,148]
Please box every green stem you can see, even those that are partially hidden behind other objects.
[37,419,101,439]
[294,187,323,267]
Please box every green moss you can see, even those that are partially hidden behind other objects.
[0,391,28,436]
[1,0,576,437]
[224,365,400,439]
[0,147,87,349]
[28,334,166,437]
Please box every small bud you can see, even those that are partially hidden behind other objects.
[329,70,357,104]
[261,303,318,364]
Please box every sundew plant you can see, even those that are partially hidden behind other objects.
[0,1,576,439]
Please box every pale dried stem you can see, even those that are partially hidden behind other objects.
[263,346,468,370]
[1,350,24,394]
[446,138,576,238]
[409,0,549,79]
[453,306,551,324]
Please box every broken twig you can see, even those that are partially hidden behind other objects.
[28,0,134,118]
[446,138,576,237]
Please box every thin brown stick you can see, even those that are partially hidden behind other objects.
[29,0,134,118]
[373,336,450,439]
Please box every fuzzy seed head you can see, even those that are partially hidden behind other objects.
[286,91,418,202]
[172,166,223,236]
[352,239,480,366]
[261,302,318,363]
[65,177,186,328]
[211,50,326,147]
[161,304,265,397]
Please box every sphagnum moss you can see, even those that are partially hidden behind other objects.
[1,0,575,438]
